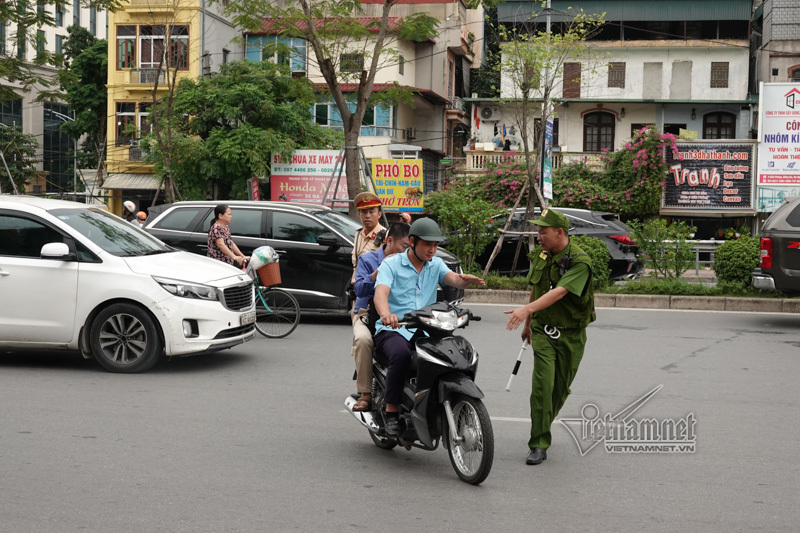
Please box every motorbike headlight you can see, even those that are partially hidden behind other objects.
[419,310,468,331]
[153,276,218,301]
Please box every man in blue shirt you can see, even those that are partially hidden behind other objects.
[373,218,484,437]
[350,223,410,412]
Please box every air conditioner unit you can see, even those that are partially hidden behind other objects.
[480,106,502,122]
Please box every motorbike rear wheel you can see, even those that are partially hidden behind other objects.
[443,394,494,485]
[369,430,398,450]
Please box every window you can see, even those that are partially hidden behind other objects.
[791,68,800,82]
[448,59,455,98]
[341,53,364,74]
[55,3,64,26]
[36,30,46,59]
[631,123,654,137]
[703,112,735,139]
[710,62,729,88]
[608,62,625,88]
[399,56,404,75]
[55,34,63,55]
[563,62,581,98]
[222,48,229,64]
[663,123,686,136]
[153,207,208,232]
[37,0,45,16]
[201,209,263,238]
[0,215,65,258]
[272,212,325,243]
[138,103,152,138]
[245,34,307,73]
[116,102,136,146]
[0,99,23,127]
[117,26,136,69]
[73,0,80,26]
[17,1,26,59]
[0,23,5,55]
[313,101,394,137]
[168,25,189,69]
[139,26,165,69]
[89,6,96,35]
[583,111,615,152]
[43,104,72,192]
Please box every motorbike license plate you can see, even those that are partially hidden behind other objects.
[240,310,256,326]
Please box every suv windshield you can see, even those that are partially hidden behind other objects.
[53,208,171,257]
[312,210,361,237]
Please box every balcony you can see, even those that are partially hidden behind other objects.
[129,68,166,85]
[455,149,607,176]
[126,0,176,14]
[128,141,150,161]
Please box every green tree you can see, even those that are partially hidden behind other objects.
[0,0,121,103]
[215,0,439,215]
[628,218,696,279]
[145,59,342,200]
[57,33,108,176]
[713,235,760,286]
[0,126,39,193]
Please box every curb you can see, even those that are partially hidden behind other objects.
[463,289,800,314]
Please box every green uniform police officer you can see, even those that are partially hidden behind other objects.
[505,207,596,465]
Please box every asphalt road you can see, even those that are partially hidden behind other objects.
[1,306,798,532]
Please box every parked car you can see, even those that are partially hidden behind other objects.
[143,201,464,313]
[752,196,800,296]
[0,196,256,373]
[477,207,644,280]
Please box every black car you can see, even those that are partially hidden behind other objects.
[143,201,463,313]
[478,207,644,280]
[752,196,800,296]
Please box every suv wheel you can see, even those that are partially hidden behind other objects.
[89,303,164,373]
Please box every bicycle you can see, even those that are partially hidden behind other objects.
[249,266,300,339]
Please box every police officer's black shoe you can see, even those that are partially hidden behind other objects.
[384,415,400,438]
[526,448,547,465]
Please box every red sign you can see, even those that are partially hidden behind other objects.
[250,177,261,201]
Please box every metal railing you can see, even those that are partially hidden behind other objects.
[130,68,166,84]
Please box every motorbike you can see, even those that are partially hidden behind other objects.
[344,301,494,485]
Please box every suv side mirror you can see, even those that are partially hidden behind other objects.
[317,232,341,248]
[40,242,76,261]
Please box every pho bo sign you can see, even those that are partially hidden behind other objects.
[371,159,424,213]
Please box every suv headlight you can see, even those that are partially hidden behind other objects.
[153,276,218,301]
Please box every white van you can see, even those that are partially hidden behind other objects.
[0,196,256,372]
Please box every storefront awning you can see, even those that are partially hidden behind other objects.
[100,173,162,190]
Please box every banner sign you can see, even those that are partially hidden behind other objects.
[662,142,755,213]
[542,120,553,200]
[271,150,347,205]
[757,82,800,212]
[249,177,261,201]
[371,159,424,212]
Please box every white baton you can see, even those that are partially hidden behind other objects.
[505,342,530,391]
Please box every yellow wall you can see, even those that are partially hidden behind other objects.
[105,0,203,174]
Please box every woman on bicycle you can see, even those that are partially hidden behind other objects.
[207,204,249,267]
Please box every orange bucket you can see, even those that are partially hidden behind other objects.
[257,262,281,287]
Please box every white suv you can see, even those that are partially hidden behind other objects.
[0,196,256,373]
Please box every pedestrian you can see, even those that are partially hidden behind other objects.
[504,207,596,465]
[207,204,249,267]
[122,200,137,224]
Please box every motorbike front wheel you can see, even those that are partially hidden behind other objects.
[443,394,494,485]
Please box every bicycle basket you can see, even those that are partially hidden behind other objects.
[257,263,281,287]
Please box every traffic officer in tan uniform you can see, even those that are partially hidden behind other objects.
[349,192,386,406]
[504,207,596,465]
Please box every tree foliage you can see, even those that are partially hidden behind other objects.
[567,235,611,290]
[628,218,696,279]
[144,59,342,200]
[0,126,39,193]
[553,126,679,218]
[713,235,760,286]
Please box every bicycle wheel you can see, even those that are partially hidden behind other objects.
[254,287,300,338]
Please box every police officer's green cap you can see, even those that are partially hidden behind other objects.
[530,208,569,231]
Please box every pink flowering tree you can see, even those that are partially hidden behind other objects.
[553,126,680,218]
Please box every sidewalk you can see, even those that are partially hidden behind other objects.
[464,268,800,314]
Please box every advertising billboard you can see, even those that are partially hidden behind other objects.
[371,159,424,212]
[270,150,347,205]
[662,141,755,215]
[757,82,800,212]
